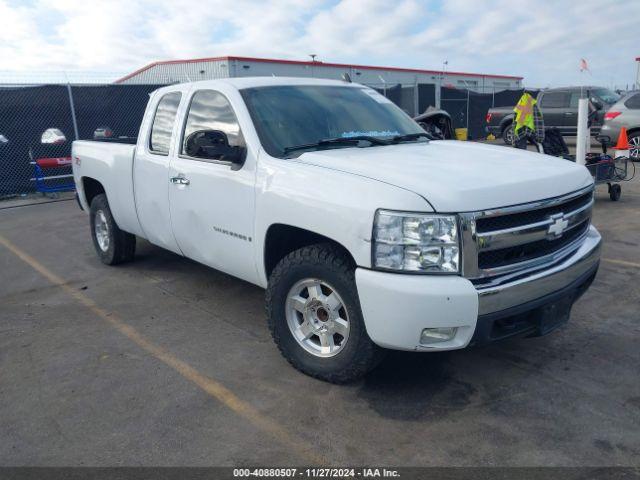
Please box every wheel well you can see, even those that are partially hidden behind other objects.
[626,127,640,138]
[264,224,355,278]
[82,177,105,207]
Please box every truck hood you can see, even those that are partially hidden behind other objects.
[297,140,593,212]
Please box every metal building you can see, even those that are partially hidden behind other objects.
[115,56,523,92]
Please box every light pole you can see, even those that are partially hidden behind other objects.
[378,75,387,97]
[309,54,317,78]
[436,60,448,109]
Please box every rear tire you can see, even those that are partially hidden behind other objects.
[266,243,384,383]
[502,123,514,145]
[89,193,136,265]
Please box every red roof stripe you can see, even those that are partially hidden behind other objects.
[115,55,523,83]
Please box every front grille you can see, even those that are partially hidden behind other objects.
[478,220,589,269]
[461,186,594,280]
[475,191,593,233]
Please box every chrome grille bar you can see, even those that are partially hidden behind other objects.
[459,185,594,281]
[476,199,593,252]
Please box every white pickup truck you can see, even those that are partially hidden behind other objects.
[72,77,601,383]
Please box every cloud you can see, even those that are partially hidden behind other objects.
[0,0,638,87]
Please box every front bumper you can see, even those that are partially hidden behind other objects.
[356,226,601,351]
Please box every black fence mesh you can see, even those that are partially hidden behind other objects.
[441,87,536,139]
[0,84,160,197]
[71,85,159,140]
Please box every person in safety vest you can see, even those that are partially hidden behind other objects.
[512,92,544,151]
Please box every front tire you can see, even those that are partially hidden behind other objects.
[266,244,384,383]
[89,193,136,265]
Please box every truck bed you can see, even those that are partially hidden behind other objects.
[72,140,144,237]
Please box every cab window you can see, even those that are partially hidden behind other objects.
[149,92,182,155]
[181,90,245,159]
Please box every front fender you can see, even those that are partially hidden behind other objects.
[253,156,431,287]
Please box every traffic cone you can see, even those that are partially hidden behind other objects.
[613,127,630,158]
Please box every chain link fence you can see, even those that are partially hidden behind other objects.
[0,74,531,197]
[0,78,159,197]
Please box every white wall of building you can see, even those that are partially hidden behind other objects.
[117,57,522,93]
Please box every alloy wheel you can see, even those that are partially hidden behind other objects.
[285,278,350,358]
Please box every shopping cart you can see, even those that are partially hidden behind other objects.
[29,140,75,194]
[584,136,634,201]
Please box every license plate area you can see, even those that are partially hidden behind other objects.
[537,294,574,335]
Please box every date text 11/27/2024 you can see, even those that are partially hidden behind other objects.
[232,468,400,478]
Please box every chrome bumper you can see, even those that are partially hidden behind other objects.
[476,226,601,316]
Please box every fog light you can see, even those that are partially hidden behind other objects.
[420,327,457,345]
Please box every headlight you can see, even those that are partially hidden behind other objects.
[373,210,460,273]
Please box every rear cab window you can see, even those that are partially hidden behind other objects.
[539,91,569,108]
[149,91,182,155]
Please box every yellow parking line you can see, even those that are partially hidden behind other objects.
[0,234,323,465]
[602,258,640,269]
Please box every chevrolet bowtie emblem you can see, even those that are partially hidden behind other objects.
[547,213,569,237]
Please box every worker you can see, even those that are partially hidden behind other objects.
[513,92,545,151]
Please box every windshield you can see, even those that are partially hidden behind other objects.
[240,85,425,158]
[593,88,620,104]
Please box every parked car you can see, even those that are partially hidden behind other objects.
[72,77,601,383]
[40,128,67,144]
[600,91,640,160]
[414,108,453,139]
[93,126,114,140]
[33,128,70,160]
[486,87,621,144]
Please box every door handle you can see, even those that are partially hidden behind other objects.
[170,176,190,185]
[564,112,575,115]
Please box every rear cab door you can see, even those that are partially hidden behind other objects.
[538,90,571,132]
[564,91,584,134]
[133,86,189,254]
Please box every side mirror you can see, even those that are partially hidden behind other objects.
[591,98,603,111]
[185,130,246,165]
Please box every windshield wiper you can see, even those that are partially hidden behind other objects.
[283,135,390,156]
[390,132,432,143]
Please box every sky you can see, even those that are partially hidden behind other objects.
[0,0,638,88]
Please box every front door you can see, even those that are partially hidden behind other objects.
[133,90,183,254]
[168,88,258,284]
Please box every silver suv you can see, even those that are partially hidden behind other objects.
[600,91,640,160]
